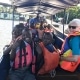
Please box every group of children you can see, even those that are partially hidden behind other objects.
[0,18,61,80]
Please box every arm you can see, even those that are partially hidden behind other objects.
[3,45,12,55]
[10,36,22,61]
[10,47,17,61]
[35,42,43,55]
[3,41,14,55]
[60,55,79,62]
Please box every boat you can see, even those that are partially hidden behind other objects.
[0,0,80,80]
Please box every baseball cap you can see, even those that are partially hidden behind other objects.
[69,19,80,27]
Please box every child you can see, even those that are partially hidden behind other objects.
[0,24,24,80]
[9,27,35,80]
[42,32,54,52]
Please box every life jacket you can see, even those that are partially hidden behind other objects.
[38,42,59,74]
[12,42,33,70]
[60,32,80,72]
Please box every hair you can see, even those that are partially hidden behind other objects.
[22,27,32,44]
[22,27,32,36]
[44,24,51,29]
[12,24,24,38]
[42,32,53,45]
[19,23,24,27]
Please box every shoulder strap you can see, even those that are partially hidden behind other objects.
[18,41,27,68]
[23,42,28,67]
[18,46,22,68]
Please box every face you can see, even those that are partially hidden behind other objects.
[22,29,32,44]
[42,32,53,45]
[35,23,40,29]
[12,27,20,40]
[68,26,80,33]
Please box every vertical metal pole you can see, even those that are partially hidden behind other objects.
[63,9,66,39]
[9,7,10,19]
[66,12,69,24]
[12,6,15,29]
[51,15,53,25]
[19,13,20,23]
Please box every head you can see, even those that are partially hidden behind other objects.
[42,32,53,46]
[12,24,24,40]
[44,24,51,32]
[19,23,24,27]
[29,18,35,29]
[22,27,32,44]
[68,19,80,33]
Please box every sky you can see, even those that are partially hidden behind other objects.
[0,0,11,4]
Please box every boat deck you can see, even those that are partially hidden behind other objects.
[37,68,80,80]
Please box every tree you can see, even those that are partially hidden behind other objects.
[56,6,80,23]
[66,6,80,23]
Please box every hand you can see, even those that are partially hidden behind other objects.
[12,35,22,49]
[35,43,42,54]
[15,35,22,42]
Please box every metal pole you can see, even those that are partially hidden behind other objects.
[19,13,20,23]
[66,12,69,24]
[12,6,15,29]
[51,15,53,25]
[63,9,66,39]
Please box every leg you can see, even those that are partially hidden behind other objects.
[0,70,8,80]
[9,70,22,80]
[24,71,36,80]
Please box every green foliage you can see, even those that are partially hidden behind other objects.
[66,6,80,22]
[56,6,80,23]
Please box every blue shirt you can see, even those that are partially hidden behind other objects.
[30,18,41,25]
[33,18,41,24]
[69,36,80,55]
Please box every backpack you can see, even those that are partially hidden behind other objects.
[38,42,59,74]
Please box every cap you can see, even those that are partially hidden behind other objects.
[69,19,80,27]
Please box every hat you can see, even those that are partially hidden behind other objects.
[69,19,80,27]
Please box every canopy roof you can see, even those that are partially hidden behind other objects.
[0,2,11,6]
[11,0,80,15]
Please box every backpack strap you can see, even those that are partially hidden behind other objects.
[18,46,22,68]
[31,41,36,73]
[23,42,28,67]
[18,41,26,68]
